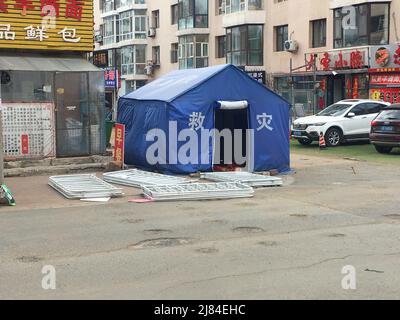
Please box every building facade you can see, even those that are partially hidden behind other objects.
[94,0,400,115]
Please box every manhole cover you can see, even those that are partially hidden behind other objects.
[233,227,265,234]
[130,238,193,249]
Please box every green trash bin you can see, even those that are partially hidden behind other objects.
[105,120,115,146]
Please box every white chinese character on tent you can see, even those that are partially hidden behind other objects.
[256,113,273,131]
[0,24,16,40]
[24,25,48,41]
[58,27,81,43]
[188,112,205,131]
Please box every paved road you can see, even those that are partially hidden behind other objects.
[1,154,400,299]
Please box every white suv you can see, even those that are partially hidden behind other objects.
[292,99,391,147]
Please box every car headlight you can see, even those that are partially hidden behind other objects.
[309,123,327,127]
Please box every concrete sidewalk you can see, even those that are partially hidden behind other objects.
[2,173,142,212]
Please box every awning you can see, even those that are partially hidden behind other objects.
[0,55,100,72]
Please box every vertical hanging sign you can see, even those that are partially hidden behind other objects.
[21,134,29,155]
[114,123,125,166]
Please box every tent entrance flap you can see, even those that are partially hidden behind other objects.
[217,100,248,110]
[214,107,248,168]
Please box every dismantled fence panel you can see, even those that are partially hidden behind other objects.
[142,182,254,201]
[49,174,124,199]
[200,172,283,188]
[103,169,190,188]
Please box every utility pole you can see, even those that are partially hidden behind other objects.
[312,53,318,115]
[290,58,295,110]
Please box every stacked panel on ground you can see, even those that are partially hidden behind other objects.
[49,174,124,199]
[103,169,190,188]
[142,182,254,201]
[200,172,283,187]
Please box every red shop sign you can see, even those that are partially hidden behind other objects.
[370,73,400,85]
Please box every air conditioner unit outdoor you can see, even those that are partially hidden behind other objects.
[284,40,299,53]
[148,28,156,38]
[145,65,154,76]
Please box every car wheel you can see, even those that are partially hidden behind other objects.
[298,138,312,146]
[374,145,393,154]
[325,128,342,147]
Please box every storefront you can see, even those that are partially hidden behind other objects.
[275,47,370,115]
[0,0,105,159]
[369,45,400,104]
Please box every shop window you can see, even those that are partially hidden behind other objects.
[334,3,389,48]
[0,71,53,103]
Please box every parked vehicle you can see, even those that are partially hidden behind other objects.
[292,99,391,147]
[370,105,400,154]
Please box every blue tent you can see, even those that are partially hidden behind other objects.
[118,64,291,174]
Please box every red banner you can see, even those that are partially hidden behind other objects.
[370,73,400,85]
[114,123,125,164]
[21,134,29,155]
[370,88,400,104]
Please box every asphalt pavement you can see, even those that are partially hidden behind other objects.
[1,154,400,299]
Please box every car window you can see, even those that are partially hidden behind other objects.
[349,105,365,116]
[318,104,352,117]
[376,109,400,120]
[364,103,383,114]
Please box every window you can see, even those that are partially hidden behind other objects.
[118,10,146,41]
[171,4,179,24]
[126,80,147,94]
[226,25,263,66]
[171,43,179,63]
[178,35,209,69]
[364,103,384,114]
[334,3,389,48]
[152,10,160,28]
[275,25,288,52]
[216,35,226,58]
[152,46,160,65]
[102,16,116,45]
[115,0,146,8]
[178,0,208,30]
[217,0,262,15]
[101,0,114,13]
[311,19,326,48]
[118,45,147,76]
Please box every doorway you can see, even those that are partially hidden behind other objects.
[214,107,249,168]
[55,72,90,157]
[333,75,345,103]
